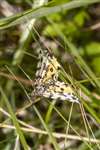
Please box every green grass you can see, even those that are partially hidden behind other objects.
[0,0,100,149]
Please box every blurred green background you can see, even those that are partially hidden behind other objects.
[0,0,100,150]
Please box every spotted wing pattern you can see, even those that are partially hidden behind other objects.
[35,49,61,84]
[32,49,79,103]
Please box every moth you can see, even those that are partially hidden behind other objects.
[31,49,79,103]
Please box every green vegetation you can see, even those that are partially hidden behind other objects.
[0,0,100,149]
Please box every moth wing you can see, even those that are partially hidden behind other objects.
[42,81,79,103]
[35,49,61,84]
